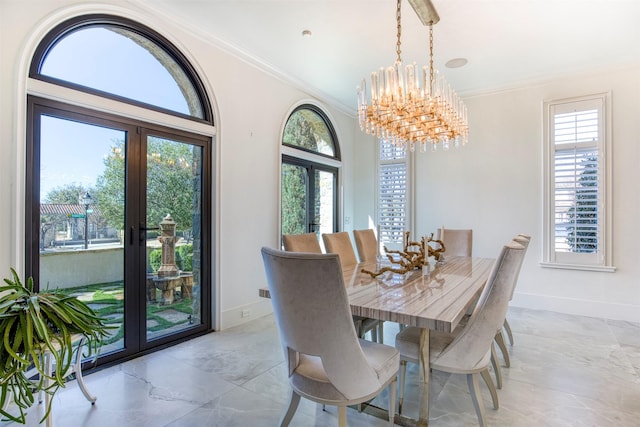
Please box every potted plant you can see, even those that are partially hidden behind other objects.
[0,269,111,424]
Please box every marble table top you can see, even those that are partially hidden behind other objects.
[260,256,495,333]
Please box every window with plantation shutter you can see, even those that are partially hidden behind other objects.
[542,94,615,271]
[378,140,409,247]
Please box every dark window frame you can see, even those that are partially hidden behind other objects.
[282,154,339,234]
[29,14,213,125]
[282,104,341,161]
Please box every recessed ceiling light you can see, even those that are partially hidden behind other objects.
[445,58,468,69]
[302,29,312,37]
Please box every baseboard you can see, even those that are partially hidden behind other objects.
[220,299,273,329]
[511,292,640,323]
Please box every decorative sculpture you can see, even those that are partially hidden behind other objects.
[361,231,446,278]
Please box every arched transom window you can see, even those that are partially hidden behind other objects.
[30,15,212,121]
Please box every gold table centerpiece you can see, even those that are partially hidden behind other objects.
[362,231,445,278]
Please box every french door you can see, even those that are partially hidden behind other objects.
[281,155,337,238]
[26,97,211,365]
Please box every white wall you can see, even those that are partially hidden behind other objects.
[0,0,356,330]
[357,67,640,323]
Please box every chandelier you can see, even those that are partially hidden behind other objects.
[357,0,469,151]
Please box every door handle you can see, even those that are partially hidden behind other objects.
[139,223,160,243]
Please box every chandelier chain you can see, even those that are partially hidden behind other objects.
[429,24,434,93]
[396,0,402,63]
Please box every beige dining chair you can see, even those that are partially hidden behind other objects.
[322,232,358,268]
[496,234,531,365]
[352,229,379,263]
[282,232,322,253]
[437,227,473,257]
[323,231,382,342]
[394,241,526,426]
[261,247,399,427]
[352,228,387,341]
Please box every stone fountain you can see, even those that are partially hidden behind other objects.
[146,214,194,304]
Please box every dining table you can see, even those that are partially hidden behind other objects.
[259,255,495,427]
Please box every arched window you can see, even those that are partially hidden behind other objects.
[26,15,213,367]
[281,104,340,240]
[30,15,212,122]
[282,105,339,158]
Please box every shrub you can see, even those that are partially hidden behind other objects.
[177,244,193,271]
[149,249,162,272]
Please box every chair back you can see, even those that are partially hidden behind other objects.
[353,229,379,262]
[282,232,322,253]
[509,234,531,300]
[261,247,382,398]
[322,232,358,268]
[433,241,525,371]
[437,227,473,257]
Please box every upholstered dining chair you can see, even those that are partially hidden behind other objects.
[282,232,322,253]
[436,227,473,257]
[503,234,531,352]
[394,241,526,427]
[487,234,530,389]
[322,231,382,342]
[352,229,379,263]
[322,232,358,268]
[261,247,399,427]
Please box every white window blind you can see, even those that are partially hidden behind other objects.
[554,147,599,254]
[543,94,614,271]
[378,140,408,246]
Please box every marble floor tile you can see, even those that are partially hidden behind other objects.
[2,307,640,427]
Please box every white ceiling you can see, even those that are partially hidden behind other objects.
[138,0,640,112]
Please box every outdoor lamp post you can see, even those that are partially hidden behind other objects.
[79,192,93,249]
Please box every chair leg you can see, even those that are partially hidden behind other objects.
[480,368,499,410]
[503,318,514,346]
[495,330,511,368]
[354,318,364,338]
[279,390,301,427]
[388,378,397,427]
[490,342,503,389]
[338,405,347,427]
[467,373,487,427]
[397,360,407,415]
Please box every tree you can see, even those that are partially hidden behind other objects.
[42,183,103,245]
[566,155,598,253]
[43,183,91,204]
[95,138,197,233]
[94,144,125,231]
[281,163,306,235]
[145,138,196,232]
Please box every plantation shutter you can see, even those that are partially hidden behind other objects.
[378,140,408,245]
[551,100,602,264]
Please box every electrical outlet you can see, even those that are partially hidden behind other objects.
[241,309,251,318]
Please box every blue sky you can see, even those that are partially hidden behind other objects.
[40,116,122,197]
[39,26,190,198]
